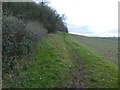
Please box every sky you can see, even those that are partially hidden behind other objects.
[34,0,119,37]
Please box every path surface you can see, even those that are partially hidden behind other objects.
[64,35,86,88]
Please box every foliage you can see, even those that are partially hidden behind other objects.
[2,2,68,83]
[2,2,68,33]
[3,33,75,88]
[2,14,38,74]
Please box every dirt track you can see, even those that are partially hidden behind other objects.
[64,35,87,88]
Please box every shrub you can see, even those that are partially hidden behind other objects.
[2,2,68,33]
[2,14,38,73]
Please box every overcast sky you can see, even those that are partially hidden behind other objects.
[34,0,119,37]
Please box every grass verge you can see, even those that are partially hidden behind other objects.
[64,33,118,88]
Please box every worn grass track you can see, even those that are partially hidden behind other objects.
[62,33,86,88]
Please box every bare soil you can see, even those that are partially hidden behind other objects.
[64,39,87,88]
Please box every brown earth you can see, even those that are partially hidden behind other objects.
[64,37,88,88]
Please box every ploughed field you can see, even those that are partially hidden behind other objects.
[72,35,118,65]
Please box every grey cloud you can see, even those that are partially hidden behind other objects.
[68,25,92,34]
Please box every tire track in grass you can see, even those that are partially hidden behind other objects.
[63,34,86,88]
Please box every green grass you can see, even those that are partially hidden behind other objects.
[65,33,118,88]
[3,32,118,88]
[19,33,76,88]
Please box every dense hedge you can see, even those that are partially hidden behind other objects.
[2,2,68,33]
[2,1,68,74]
[2,14,38,73]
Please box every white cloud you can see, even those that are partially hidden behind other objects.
[48,0,119,37]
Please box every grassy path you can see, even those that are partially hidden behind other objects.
[63,34,86,88]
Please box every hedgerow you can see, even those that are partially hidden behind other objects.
[2,14,38,74]
[2,2,68,33]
